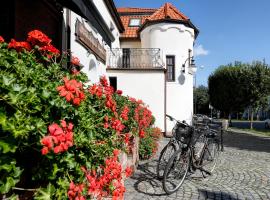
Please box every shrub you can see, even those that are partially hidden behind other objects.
[139,127,162,160]
[0,31,155,199]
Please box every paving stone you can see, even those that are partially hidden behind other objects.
[124,132,270,200]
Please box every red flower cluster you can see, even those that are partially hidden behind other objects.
[27,30,52,46]
[0,36,4,43]
[8,39,31,52]
[81,150,131,200]
[115,90,123,95]
[6,30,60,58]
[89,84,103,98]
[71,56,80,66]
[41,120,74,155]
[88,76,115,99]
[68,182,85,200]
[103,116,125,133]
[133,103,153,138]
[111,118,125,134]
[139,130,145,138]
[125,166,133,178]
[27,30,59,58]
[39,44,60,58]
[120,106,129,121]
[105,95,117,113]
[57,77,85,106]
[100,76,109,87]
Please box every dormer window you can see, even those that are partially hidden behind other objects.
[129,18,141,27]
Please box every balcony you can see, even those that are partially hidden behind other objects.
[107,48,164,69]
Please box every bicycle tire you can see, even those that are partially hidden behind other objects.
[162,148,190,194]
[201,138,220,175]
[156,142,177,179]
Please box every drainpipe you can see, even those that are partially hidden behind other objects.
[66,9,71,69]
[164,66,167,136]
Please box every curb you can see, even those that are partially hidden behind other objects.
[226,128,270,138]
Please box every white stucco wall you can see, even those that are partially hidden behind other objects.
[141,23,195,130]
[107,70,165,131]
[120,41,141,48]
[63,4,120,84]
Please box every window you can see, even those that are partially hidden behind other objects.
[166,56,175,82]
[129,19,141,27]
[109,77,117,91]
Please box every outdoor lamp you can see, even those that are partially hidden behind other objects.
[181,55,196,74]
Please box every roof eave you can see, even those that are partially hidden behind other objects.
[138,19,199,39]
[104,0,125,33]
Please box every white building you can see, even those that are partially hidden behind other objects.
[1,0,198,133]
[107,3,199,132]
[1,0,123,79]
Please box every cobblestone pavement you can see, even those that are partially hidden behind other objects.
[124,131,270,200]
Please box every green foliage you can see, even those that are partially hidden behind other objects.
[208,61,270,117]
[194,85,209,114]
[0,34,156,199]
[139,127,162,160]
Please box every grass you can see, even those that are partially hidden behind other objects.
[229,127,270,137]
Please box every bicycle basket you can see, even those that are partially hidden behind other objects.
[173,123,193,144]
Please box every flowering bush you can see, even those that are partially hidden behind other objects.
[139,127,162,160]
[0,31,155,199]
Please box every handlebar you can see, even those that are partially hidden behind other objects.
[166,114,189,127]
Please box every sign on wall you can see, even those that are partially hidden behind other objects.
[75,20,106,64]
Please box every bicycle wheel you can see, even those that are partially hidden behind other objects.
[156,142,177,179]
[202,138,219,174]
[162,148,190,194]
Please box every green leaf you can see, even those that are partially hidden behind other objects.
[0,177,16,194]
[2,75,15,86]
[0,140,17,153]
[34,183,55,200]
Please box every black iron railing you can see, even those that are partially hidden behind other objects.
[107,48,164,69]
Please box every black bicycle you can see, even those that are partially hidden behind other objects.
[162,115,221,194]
[156,114,187,179]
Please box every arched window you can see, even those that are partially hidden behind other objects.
[89,59,96,71]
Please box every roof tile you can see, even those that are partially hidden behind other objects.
[118,3,190,39]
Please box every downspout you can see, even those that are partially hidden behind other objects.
[164,65,167,137]
[66,9,71,69]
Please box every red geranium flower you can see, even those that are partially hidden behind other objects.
[39,44,60,58]
[0,36,4,43]
[125,166,133,177]
[27,30,51,46]
[116,90,123,95]
[71,56,80,65]
[8,39,31,52]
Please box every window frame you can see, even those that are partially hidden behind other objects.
[166,55,176,82]
[128,18,141,27]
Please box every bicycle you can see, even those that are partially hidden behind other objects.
[162,115,221,194]
[156,114,187,179]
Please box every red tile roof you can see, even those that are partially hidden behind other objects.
[147,3,188,21]
[117,7,156,13]
[118,3,196,39]
[119,15,149,38]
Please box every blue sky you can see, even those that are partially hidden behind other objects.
[114,0,270,86]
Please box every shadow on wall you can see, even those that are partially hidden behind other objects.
[223,131,270,153]
[178,72,185,85]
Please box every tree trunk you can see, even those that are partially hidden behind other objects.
[229,113,232,127]
[250,107,253,129]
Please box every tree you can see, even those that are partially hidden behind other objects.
[241,61,270,128]
[208,62,247,120]
[194,85,209,114]
[208,61,270,128]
